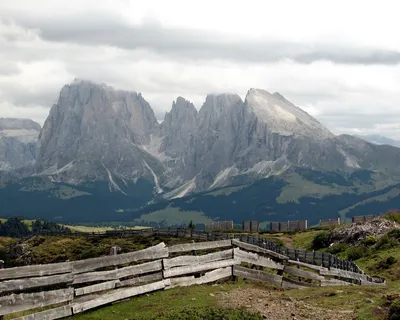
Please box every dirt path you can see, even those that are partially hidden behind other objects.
[217,287,355,320]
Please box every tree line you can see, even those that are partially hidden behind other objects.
[0,217,71,238]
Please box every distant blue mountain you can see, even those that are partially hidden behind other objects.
[356,134,400,148]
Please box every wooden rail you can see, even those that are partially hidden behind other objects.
[0,239,385,319]
[31,227,364,273]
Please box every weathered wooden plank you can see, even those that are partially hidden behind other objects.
[0,288,74,316]
[320,268,371,282]
[164,249,233,269]
[13,305,72,320]
[73,260,163,284]
[232,239,289,260]
[163,259,239,278]
[287,260,327,272]
[321,279,352,286]
[0,262,72,281]
[283,266,324,281]
[281,277,313,289]
[73,243,168,274]
[168,267,232,289]
[233,265,283,287]
[0,273,73,294]
[234,248,284,270]
[118,272,163,287]
[168,240,232,253]
[116,260,163,279]
[75,280,121,296]
[72,279,170,314]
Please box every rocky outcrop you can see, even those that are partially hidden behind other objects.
[29,79,400,199]
[36,79,163,191]
[329,218,400,244]
[0,118,41,170]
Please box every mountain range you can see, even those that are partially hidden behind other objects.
[1,79,400,226]
[355,134,400,148]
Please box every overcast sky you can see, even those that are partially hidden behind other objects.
[1,0,400,138]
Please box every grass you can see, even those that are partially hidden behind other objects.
[259,230,320,249]
[135,208,214,225]
[276,172,348,204]
[69,282,256,320]
[63,225,149,233]
[382,211,400,224]
[285,285,389,319]
[2,235,198,266]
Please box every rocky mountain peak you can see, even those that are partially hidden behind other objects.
[0,118,41,171]
[168,97,197,119]
[0,118,41,132]
[245,88,333,138]
[0,118,41,144]
[36,79,162,187]
[201,93,243,112]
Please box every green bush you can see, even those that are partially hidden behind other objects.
[312,231,330,250]
[375,234,399,250]
[376,256,397,270]
[346,246,366,261]
[383,212,400,224]
[389,299,400,320]
[363,235,377,246]
[154,307,263,320]
[326,242,349,255]
[388,228,400,240]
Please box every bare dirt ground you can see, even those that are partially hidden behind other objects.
[217,287,355,320]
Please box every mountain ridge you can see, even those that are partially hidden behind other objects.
[2,79,400,224]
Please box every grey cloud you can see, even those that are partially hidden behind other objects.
[319,113,400,131]
[0,62,19,75]
[4,13,400,65]
[0,83,59,107]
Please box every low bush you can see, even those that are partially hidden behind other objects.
[375,234,399,250]
[383,212,400,224]
[326,242,349,255]
[363,235,377,246]
[346,245,366,261]
[388,228,400,240]
[155,307,263,320]
[312,231,330,250]
[376,256,397,270]
[389,299,400,320]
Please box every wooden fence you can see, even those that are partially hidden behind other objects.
[0,238,385,320]
[26,228,366,273]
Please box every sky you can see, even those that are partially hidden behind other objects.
[1,0,400,139]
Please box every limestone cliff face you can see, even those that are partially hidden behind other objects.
[0,118,41,171]
[36,79,163,190]
[32,79,400,198]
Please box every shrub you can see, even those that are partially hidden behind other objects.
[346,246,365,261]
[383,212,400,224]
[326,242,349,255]
[155,307,263,320]
[388,228,400,240]
[363,235,377,246]
[375,234,399,250]
[389,299,400,320]
[376,256,397,270]
[312,231,330,250]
